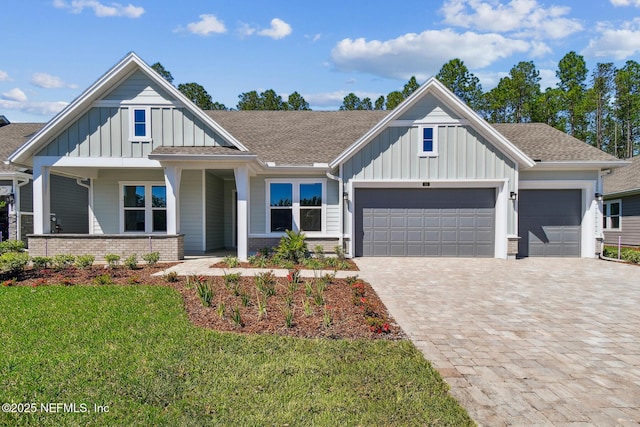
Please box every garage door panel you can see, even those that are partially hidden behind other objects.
[356,188,495,257]
[519,190,581,257]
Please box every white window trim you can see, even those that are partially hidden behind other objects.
[603,199,622,231]
[119,181,167,233]
[418,125,439,157]
[128,107,152,142]
[265,178,327,237]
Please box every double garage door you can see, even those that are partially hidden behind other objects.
[354,188,495,257]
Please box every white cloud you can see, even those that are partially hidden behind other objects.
[0,70,9,82]
[31,72,77,89]
[331,29,531,80]
[237,22,256,38]
[2,88,27,102]
[440,0,582,40]
[583,19,640,59]
[53,0,144,18]
[183,14,227,36]
[538,68,558,90]
[0,99,68,117]
[257,18,292,40]
[611,0,640,6]
[305,33,322,43]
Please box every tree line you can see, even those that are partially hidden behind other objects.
[153,52,640,159]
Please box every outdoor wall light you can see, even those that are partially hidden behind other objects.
[342,191,349,201]
[509,191,517,200]
[7,193,14,207]
[595,192,603,201]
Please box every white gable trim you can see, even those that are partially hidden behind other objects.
[329,78,535,169]
[8,52,248,165]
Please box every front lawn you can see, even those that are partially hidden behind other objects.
[0,285,473,426]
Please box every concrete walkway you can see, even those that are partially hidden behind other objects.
[355,257,640,426]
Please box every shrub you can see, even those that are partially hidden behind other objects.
[31,256,52,270]
[93,274,113,286]
[258,247,271,258]
[164,271,178,283]
[255,271,276,297]
[104,254,121,269]
[0,240,26,255]
[75,255,95,269]
[314,245,325,260]
[195,278,214,307]
[282,306,294,328]
[275,230,308,264]
[52,254,75,270]
[124,254,139,270]
[334,245,345,260]
[223,256,239,268]
[142,251,160,266]
[0,252,30,275]
[622,249,640,264]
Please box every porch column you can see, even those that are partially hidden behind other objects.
[33,163,51,234]
[234,166,249,261]
[164,166,182,235]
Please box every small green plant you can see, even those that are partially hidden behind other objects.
[124,254,139,270]
[283,293,294,307]
[0,240,26,255]
[52,254,75,270]
[223,271,242,287]
[314,245,325,260]
[258,247,271,258]
[31,256,52,270]
[316,279,328,295]
[231,306,243,327]
[282,306,294,328]
[75,254,95,269]
[104,254,121,269]
[256,292,267,320]
[255,271,276,297]
[195,278,214,307]
[313,289,325,307]
[223,256,240,268]
[217,301,226,318]
[334,245,345,260]
[0,252,30,275]
[164,271,179,283]
[322,306,332,328]
[346,275,359,286]
[255,256,269,268]
[240,292,251,307]
[247,255,257,265]
[275,229,308,264]
[304,280,314,298]
[142,251,160,266]
[302,298,313,316]
[93,274,113,286]
[127,276,141,285]
[365,316,390,334]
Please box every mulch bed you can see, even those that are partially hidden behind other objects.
[210,259,360,271]
[3,264,404,340]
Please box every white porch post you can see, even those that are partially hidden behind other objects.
[164,166,182,235]
[33,163,51,234]
[234,166,249,261]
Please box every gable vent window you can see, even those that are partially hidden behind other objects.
[129,107,151,142]
[419,126,438,157]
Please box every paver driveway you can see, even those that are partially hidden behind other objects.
[355,257,640,426]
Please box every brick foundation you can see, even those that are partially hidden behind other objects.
[508,236,520,259]
[27,234,184,261]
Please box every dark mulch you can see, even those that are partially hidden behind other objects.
[210,259,360,271]
[4,264,404,340]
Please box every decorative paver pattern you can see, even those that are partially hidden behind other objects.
[355,257,640,426]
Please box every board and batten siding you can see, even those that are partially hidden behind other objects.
[205,171,225,251]
[103,70,173,103]
[604,193,640,247]
[179,170,204,254]
[36,107,232,158]
[249,176,340,235]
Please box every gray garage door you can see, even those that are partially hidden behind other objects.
[354,188,495,257]
[518,189,581,257]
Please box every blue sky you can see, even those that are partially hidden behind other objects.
[2,0,640,122]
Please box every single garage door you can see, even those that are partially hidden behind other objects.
[518,189,581,257]
[354,188,495,257]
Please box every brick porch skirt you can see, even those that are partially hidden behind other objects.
[26,234,185,261]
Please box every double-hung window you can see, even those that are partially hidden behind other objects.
[268,180,325,233]
[129,107,151,141]
[603,200,621,230]
[419,126,438,156]
[122,183,167,232]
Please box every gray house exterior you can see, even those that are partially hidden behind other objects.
[603,155,640,248]
[6,52,626,260]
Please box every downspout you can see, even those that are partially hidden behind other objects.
[325,169,344,252]
[76,178,92,234]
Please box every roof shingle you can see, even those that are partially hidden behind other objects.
[0,123,43,171]
[603,155,640,195]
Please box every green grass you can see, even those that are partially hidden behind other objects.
[0,285,473,426]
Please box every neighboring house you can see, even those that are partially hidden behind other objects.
[6,52,626,261]
[603,155,640,248]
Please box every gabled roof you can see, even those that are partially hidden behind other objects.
[206,110,388,166]
[603,155,640,196]
[493,123,620,163]
[330,77,536,169]
[8,52,248,166]
[0,123,44,172]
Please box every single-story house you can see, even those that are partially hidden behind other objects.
[5,52,627,260]
[603,155,640,248]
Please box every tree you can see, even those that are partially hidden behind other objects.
[588,63,616,150]
[260,89,286,110]
[360,97,373,110]
[178,82,214,110]
[340,93,362,110]
[436,59,483,110]
[286,92,310,110]
[557,52,589,139]
[614,60,640,158]
[237,91,262,110]
[385,91,404,110]
[151,62,174,84]
[402,76,420,98]
[374,95,385,110]
[507,61,541,123]
[531,87,564,129]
